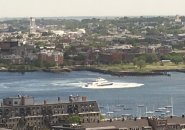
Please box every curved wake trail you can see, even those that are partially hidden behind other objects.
[81,82,144,89]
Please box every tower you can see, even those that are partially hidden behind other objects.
[30,17,36,34]
[175,15,181,23]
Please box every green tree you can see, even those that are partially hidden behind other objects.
[135,59,146,69]
[145,53,158,63]
[32,60,56,68]
[32,59,42,67]
[16,65,26,71]
[74,54,86,61]
[100,114,105,120]
[68,115,81,124]
[171,55,183,64]
[161,53,183,64]
[43,61,56,68]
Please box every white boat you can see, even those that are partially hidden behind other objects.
[84,77,113,88]
[82,78,144,89]
[113,108,122,112]
[146,111,154,114]
[107,111,114,114]
[116,104,125,107]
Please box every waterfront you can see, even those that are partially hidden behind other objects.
[0,71,185,116]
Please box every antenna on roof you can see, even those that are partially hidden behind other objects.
[171,97,174,116]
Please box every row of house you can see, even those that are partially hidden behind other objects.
[52,116,185,130]
[38,50,64,66]
[2,94,185,130]
[85,44,172,64]
[0,40,173,66]
[0,41,64,66]
[0,95,100,130]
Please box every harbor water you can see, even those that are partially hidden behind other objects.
[0,71,185,116]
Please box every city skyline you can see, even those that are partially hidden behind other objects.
[0,0,185,17]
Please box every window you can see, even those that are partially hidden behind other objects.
[14,101,18,105]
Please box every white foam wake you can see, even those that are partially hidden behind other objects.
[81,82,144,89]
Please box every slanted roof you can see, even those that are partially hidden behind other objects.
[167,116,185,125]
[82,119,149,129]
[0,128,13,130]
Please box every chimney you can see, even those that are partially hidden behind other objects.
[76,95,80,101]
[58,97,61,102]
[21,96,25,105]
[44,100,47,105]
[82,96,87,101]
[69,95,73,102]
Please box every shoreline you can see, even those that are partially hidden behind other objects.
[71,67,170,76]
[0,66,184,76]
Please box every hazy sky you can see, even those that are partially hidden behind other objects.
[0,0,185,17]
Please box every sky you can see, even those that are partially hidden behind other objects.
[0,0,185,17]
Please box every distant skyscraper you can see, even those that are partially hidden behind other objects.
[175,15,181,23]
[30,17,36,34]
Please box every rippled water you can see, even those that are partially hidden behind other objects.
[0,71,185,116]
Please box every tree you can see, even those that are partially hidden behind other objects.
[32,59,42,67]
[135,59,146,69]
[42,31,54,36]
[100,114,105,120]
[171,55,183,64]
[68,115,81,124]
[161,53,183,64]
[145,53,158,63]
[32,60,56,68]
[74,54,86,61]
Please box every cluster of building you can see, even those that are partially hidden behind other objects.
[0,95,100,130]
[0,17,91,67]
[1,95,185,130]
[79,116,185,130]
[0,40,64,66]
[68,44,172,65]
[96,44,172,64]
[1,16,185,67]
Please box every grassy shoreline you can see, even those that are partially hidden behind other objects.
[1,62,185,76]
[93,62,185,73]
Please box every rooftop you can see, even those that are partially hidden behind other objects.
[82,119,149,129]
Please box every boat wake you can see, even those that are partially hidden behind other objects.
[81,82,144,89]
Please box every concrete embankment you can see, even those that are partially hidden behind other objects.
[0,68,72,73]
[1,66,182,76]
[42,68,72,73]
[71,67,167,76]
[153,69,185,73]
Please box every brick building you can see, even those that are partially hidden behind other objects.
[38,50,64,66]
[0,95,100,130]
[99,52,123,64]
[155,45,172,55]
[0,41,19,53]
